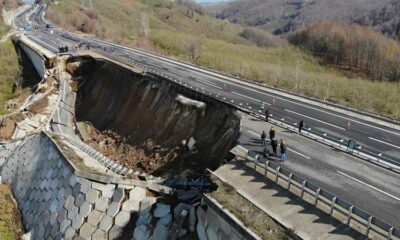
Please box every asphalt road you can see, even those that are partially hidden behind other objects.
[239,113,400,228]
[16,5,400,164]
[13,3,400,229]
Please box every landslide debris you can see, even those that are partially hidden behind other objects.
[70,57,240,177]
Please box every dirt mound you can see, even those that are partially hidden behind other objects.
[0,113,24,140]
[78,122,180,174]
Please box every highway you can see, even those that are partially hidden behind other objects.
[18,5,400,165]
[13,4,400,229]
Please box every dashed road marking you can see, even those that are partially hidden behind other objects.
[337,171,400,201]
[287,148,311,160]
[285,109,346,131]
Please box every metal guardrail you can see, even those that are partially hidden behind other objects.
[29,8,400,172]
[61,134,133,177]
[234,145,400,240]
[69,38,400,173]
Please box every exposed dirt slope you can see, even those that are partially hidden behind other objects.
[71,57,240,176]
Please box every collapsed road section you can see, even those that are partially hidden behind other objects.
[1,36,280,240]
[67,55,241,177]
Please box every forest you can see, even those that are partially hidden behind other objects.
[289,22,400,82]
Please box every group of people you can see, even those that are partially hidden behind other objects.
[58,42,90,53]
[261,127,286,162]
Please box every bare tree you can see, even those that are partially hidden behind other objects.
[186,38,203,61]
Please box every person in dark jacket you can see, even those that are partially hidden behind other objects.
[280,139,286,162]
[269,127,275,141]
[299,120,304,134]
[265,108,270,122]
[261,131,267,147]
[271,138,278,157]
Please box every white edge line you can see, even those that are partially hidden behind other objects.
[285,109,346,131]
[337,171,400,201]
[287,148,311,160]
[368,137,400,150]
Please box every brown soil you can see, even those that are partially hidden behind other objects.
[0,184,24,240]
[0,112,24,140]
[28,88,56,114]
[0,118,16,140]
[77,122,181,175]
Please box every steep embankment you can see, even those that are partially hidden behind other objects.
[71,57,240,176]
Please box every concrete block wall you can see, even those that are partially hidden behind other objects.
[0,132,157,239]
[0,139,22,167]
[196,195,261,240]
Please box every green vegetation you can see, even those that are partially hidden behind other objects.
[209,176,294,239]
[46,0,400,119]
[0,184,23,240]
[0,18,21,114]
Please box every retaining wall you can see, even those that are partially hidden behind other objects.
[19,41,46,78]
[0,132,157,239]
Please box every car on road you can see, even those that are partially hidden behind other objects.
[24,24,33,31]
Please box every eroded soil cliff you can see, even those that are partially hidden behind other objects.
[70,57,240,177]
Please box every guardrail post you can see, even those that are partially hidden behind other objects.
[275,167,280,183]
[314,188,320,205]
[330,197,336,216]
[287,174,293,190]
[366,216,373,236]
[254,155,258,170]
[387,227,393,240]
[265,160,269,176]
[301,180,306,198]
[347,206,353,226]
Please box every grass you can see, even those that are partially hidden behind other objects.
[0,16,22,114]
[46,0,400,119]
[209,176,295,239]
[0,184,23,240]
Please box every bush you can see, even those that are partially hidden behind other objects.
[240,27,287,48]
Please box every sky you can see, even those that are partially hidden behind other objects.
[194,0,233,3]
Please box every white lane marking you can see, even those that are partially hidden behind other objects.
[285,109,346,131]
[368,137,400,149]
[233,84,400,136]
[88,36,400,137]
[232,91,271,104]
[287,148,311,159]
[198,81,223,90]
[337,171,400,201]
[247,130,260,136]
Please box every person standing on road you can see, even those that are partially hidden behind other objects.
[265,108,270,122]
[280,139,286,162]
[299,120,304,134]
[271,137,278,157]
[261,131,267,147]
[269,127,275,141]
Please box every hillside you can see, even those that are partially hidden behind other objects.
[45,0,400,119]
[215,0,392,34]
[355,0,400,41]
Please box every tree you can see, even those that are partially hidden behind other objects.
[185,38,203,61]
